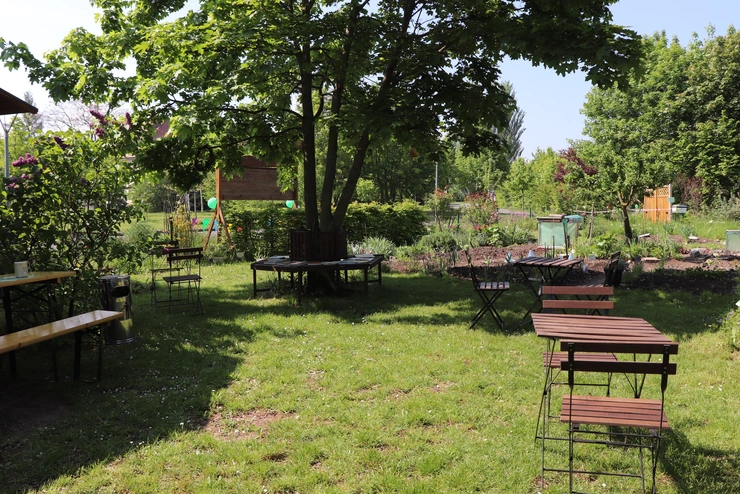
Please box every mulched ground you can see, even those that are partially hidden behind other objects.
[387,242,740,296]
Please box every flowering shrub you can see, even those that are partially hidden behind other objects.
[1,112,145,314]
[428,187,457,231]
[464,191,499,228]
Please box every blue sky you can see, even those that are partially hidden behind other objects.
[2,0,739,158]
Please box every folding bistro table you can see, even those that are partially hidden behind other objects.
[531,312,679,489]
[512,256,582,328]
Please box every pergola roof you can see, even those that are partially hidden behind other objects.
[0,87,38,116]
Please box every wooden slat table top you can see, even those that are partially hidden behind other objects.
[511,256,582,268]
[0,270,76,289]
[532,313,678,349]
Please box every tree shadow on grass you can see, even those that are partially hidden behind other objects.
[246,270,535,333]
[662,428,740,493]
[0,289,282,492]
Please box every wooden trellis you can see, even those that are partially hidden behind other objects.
[643,185,672,222]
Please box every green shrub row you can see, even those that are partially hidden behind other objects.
[225,203,305,260]
[343,201,427,246]
[224,200,428,260]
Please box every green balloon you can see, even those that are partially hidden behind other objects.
[207,197,218,209]
[203,218,211,228]
[286,200,295,209]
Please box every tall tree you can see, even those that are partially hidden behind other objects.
[2,0,641,233]
[450,81,525,196]
[581,33,684,239]
[676,26,740,200]
[498,82,525,164]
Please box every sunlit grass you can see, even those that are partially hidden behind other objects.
[0,263,738,493]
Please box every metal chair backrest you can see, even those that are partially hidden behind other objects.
[561,341,677,392]
[166,247,203,274]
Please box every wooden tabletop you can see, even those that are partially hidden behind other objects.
[532,313,678,352]
[0,271,76,289]
[512,256,582,268]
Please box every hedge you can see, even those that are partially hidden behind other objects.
[225,200,427,260]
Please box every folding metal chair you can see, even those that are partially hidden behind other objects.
[467,255,509,330]
[536,289,617,486]
[162,247,204,313]
[560,341,677,494]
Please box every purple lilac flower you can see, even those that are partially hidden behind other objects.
[125,112,133,129]
[11,154,39,167]
[90,109,108,125]
[53,136,70,150]
[94,127,106,138]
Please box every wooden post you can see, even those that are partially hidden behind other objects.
[203,169,233,252]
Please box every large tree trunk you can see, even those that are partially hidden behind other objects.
[298,34,318,231]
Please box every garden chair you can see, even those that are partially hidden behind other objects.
[149,239,179,306]
[537,286,617,479]
[603,251,622,286]
[162,247,204,313]
[559,341,676,493]
[466,253,509,330]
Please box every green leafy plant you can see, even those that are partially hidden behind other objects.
[1,116,144,314]
[352,236,397,258]
[463,191,499,228]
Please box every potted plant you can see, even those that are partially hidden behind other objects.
[207,242,233,263]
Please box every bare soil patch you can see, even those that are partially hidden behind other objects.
[387,241,740,296]
[202,408,295,440]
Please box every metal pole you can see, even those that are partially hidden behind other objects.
[2,116,15,179]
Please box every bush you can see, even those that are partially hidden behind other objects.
[463,191,499,227]
[224,200,426,260]
[343,200,427,246]
[1,122,145,313]
[351,236,396,257]
[480,223,535,247]
[417,230,459,253]
[226,203,305,260]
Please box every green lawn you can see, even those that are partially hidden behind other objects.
[1,264,738,493]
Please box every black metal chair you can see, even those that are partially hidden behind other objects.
[162,247,204,313]
[603,251,622,287]
[467,254,509,330]
[149,239,179,306]
[559,341,676,494]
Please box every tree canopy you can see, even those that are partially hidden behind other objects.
[1,0,641,231]
[580,26,740,238]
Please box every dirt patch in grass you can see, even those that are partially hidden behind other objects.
[203,408,295,440]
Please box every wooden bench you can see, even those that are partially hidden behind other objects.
[0,310,124,382]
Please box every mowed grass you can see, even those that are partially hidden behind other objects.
[1,263,739,493]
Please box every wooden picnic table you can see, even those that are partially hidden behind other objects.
[512,256,583,328]
[1,271,76,376]
[251,255,384,304]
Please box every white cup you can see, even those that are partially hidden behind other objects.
[14,261,29,278]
